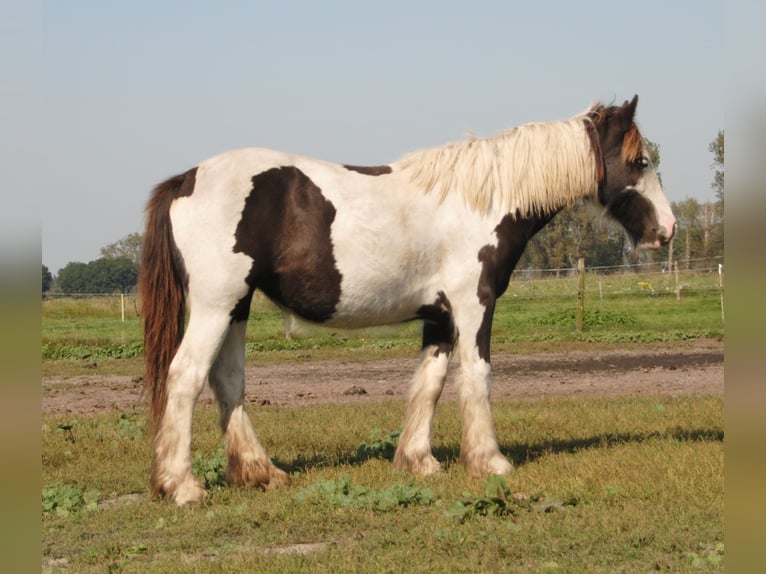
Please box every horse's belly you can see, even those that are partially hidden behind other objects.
[328,277,433,328]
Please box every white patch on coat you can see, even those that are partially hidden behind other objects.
[633,156,676,246]
[288,159,504,327]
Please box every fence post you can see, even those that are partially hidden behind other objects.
[598,276,603,303]
[718,263,724,322]
[576,257,585,333]
[121,294,125,322]
[674,262,681,301]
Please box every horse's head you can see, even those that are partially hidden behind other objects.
[588,95,676,249]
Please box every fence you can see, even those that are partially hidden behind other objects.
[44,257,723,334]
[43,292,140,322]
[510,256,722,279]
[575,258,723,330]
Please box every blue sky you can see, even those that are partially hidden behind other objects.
[13,1,728,273]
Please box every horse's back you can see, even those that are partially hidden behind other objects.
[164,146,507,329]
[166,147,443,326]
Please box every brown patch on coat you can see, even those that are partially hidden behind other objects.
[605,189,658,246]
[343,164,393,176]
[232,166,343,323]
[474,212,557,361]
[416,291,455,357]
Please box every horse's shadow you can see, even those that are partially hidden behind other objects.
[501,427,723,467]
[275,427,723,475]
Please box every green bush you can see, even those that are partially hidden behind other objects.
[42,483,99,516]
[295,476,434,511]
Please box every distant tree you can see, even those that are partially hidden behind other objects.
[672,198,703,266]
[585,220,631,268]
[100,232,144,266]
[519,206,580,273]
[708,130,725,258]
[56,257,139,294]
[57,262,90,294]
[706,200,724,259]
[709,130,724,210]
[643,137,662,183]
[98,256,138,293]
[42,264,53,294]
[518,203,621,272]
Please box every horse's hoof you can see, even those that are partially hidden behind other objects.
[486,455,514,477]
[174,478,208,506]
[265,465,291,489]
[227,457,291,489]
[463,452,514,478]
[393,450,442,476]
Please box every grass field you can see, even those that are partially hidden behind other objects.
[42,268,724,368]
[42,270,724,572]
[42,397,723,573]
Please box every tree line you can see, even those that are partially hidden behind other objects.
[43,131,723,295]
[43,233,142,295]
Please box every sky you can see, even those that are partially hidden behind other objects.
[8,1,728,274]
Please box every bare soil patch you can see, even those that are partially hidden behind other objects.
[43,341,723,416]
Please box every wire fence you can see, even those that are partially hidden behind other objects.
[510,256,723,279]
[42,256,725,324]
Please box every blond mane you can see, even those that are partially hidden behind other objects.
[395,109,602,216]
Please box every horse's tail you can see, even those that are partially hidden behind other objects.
[139,168,196,431]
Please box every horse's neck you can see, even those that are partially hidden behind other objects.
[395,120,598,219]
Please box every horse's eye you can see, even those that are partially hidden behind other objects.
[635,157,649,168]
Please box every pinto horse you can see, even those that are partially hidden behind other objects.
[140,95,676,505]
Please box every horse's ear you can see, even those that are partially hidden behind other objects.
[627,94,638,116]
[615,95,639,128]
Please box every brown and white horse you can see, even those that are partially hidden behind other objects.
[140,95,675,505]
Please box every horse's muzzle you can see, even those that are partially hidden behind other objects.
[658,221,677,246]
[639,221,676,250]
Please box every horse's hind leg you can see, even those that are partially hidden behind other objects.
[152,309,231,505]
[209,319,290,490]
[394,315,454,475]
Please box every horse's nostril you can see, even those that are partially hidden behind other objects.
[657,223,676,245]
[665,222,677,243]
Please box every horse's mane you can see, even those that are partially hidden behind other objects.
[396,105,611,216]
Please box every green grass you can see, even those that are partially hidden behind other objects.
[42,395,723,573]
[42,270,724,372]
[494,270,723,345]
[41,272,724,571]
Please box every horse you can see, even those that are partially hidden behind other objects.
[140,95,676,505]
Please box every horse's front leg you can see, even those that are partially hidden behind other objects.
[454,300,513,477]
[393,349,451,475]
[394,310,454,475]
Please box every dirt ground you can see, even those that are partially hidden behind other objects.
[43,340,723,416]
